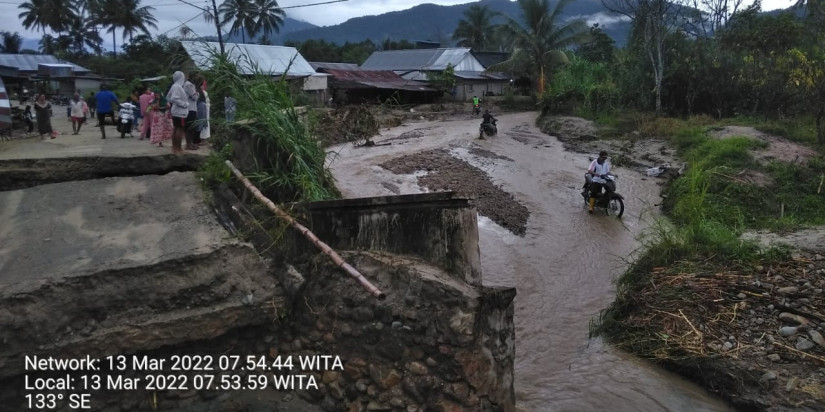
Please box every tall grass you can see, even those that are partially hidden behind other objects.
[198,45,338,203]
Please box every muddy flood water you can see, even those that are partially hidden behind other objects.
[328,112,733,411]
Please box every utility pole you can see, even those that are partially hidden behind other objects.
[211,0,225,55]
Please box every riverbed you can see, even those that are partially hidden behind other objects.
[327,111,732,411]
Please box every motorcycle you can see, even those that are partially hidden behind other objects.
[472,104,481,115]
[581,172,624,217]
[479,119,497,139]
[117,102,136,138]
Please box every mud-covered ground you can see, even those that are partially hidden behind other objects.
[379,148,529,236]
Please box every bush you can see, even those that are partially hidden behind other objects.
[543,56,618,116]
[202,46,338,203]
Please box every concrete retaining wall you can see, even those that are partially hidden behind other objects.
[290,192,483,286]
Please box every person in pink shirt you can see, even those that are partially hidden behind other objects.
[138,86,153,140]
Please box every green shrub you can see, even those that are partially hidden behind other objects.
[201,46,338,203]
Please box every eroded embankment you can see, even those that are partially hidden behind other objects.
[0,158,517,411]
[0,154,205,191]
[599,251,825,411]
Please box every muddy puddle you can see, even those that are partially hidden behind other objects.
[327,112,732,411]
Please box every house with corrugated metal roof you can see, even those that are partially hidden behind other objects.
[312,64,439,105]
[359,48,511,101]
[180,42,328,101]
[0,54,103,100]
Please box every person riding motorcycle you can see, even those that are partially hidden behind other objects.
[586,151,611,213]
[479,109,497,139]
[472,95,481,115]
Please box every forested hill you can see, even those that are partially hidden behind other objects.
[223,17,319,43]
[280,0,632,47]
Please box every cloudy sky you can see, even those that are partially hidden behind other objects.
[0,0,799,48]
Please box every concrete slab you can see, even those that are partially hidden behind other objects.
[0,172,281,378]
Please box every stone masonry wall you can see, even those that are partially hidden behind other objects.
[215,184,516,411]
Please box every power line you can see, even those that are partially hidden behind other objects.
[159,12,205,36]
[281,0,348,9]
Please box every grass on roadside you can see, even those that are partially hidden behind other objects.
[592,115,822,361]
[195,46,338,203]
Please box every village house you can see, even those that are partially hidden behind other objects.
[0,54,103,100]
[311,62,439,105]
[180,42,329,103]
[359,48,511,101]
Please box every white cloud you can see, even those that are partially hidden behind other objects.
[566,12,631,28]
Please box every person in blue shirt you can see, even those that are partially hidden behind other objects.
[94,84,119,139]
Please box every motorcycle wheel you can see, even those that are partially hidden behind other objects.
[608,197,624,218]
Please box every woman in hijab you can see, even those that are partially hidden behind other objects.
[167,71,190,154]
[149,91,173,147]
[34,94,55,139]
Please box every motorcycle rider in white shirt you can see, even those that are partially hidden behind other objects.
[587,150,610,213]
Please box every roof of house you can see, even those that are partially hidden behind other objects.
[310,62,360,71]
[454,71,511,81]
[360,48,481,71]
[473,51,510,69]
[324,69,435,91]
[180,42,316,77]
[0,54,92,73]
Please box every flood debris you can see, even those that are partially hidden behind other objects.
[601,252,825,410]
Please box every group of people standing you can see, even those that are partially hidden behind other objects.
[19,70,214,152]
[90,71,211,154]
[22,91,89,139]
[166,71,210,153]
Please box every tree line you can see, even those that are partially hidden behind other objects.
[2,0,823,141]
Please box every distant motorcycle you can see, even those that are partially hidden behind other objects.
[472,104,481,115]
[581,172,624,217]
[479,119,497,139]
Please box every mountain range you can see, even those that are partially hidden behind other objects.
[244,0,633,47]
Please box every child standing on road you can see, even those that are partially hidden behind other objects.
[23,105,34,134]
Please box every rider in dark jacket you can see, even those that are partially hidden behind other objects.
[482,109,496,124]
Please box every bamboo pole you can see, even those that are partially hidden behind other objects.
[225,160,386,300]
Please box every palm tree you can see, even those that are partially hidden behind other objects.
[39,34,71,57]
[248,0,285,40]
[65,16,103,55]
[18,0,78,34]
[88,0,120,56]
[119,0,158,42]
[0,31,24,53]
[178,25,194,40]
[39,34,60,54]
[453,5,497,51]
[89,0,156,57]
[219,0,255,43]
[497,0,590,93]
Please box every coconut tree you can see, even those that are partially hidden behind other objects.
[0,32,24,53]
[219,0,255,43]
[18,0,78,34]
[65,15,103,55]
[88,0,120,56]
[178,25,194,40]
[248,0,285,40]
[453,5,498,51]
[119,0,158,42]
[497,0,590,93]
[89,0,156,57]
